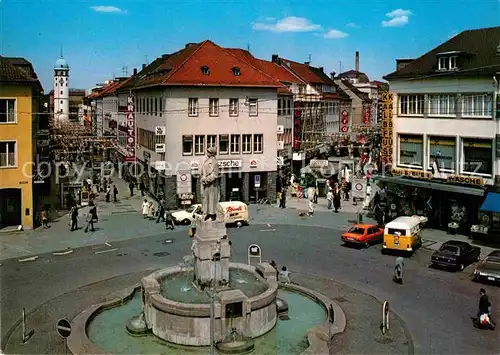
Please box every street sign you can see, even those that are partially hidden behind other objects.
[254,175,261,188]
[56,318,72,338]
[351,179,366,199]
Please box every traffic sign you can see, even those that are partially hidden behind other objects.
[351,179,366,199]
[342,110,348,117]
[340,126,348,132]
[56,318,72,338]
[254,174,261,188]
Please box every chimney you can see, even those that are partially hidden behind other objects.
[396,59,414,71]
[319,67,324,73]
[330,72,336,79]
[304,61,310,65]
[133,68,138,76]
[271,54,280,65]
[142,64,146,70]
[355,51,359,72]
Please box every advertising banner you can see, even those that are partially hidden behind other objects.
[381,92,393,165]
[125,94,136,162]
[293,102,302,150]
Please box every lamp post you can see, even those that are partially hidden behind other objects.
[207,252,220,355]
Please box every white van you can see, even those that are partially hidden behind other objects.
[171,201,249,226]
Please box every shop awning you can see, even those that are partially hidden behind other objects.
[374,175,485,196]
[480,192,500,212]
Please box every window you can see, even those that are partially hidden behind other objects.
[194,135,205,155]
[146,98,149,114]
[428,95,456,116]
[399,95,424,115]
[159,97,163,116]
[207,135,217,149]
[60,91,63,95]
[0,141,16,167]
[0,99,16,123]
[209,98,219,117]
[450,56,457,69]
[242,134,252,153]
[278,98,282,115]
[438,56,457,70]
[188,98,198,116]
[230,135,240,154]
[428,136,456,172]
[248,98,258,116]
[462,138,493,176]
[253,134,263,153]
[229,98,239,117]
[232,67,240,76]
[182,135,193,155]
[201,66,210,75]
[142,98,145,114]
[462,94,493,118]
[60,100,63,104]
[154,98,158,116]
[219,134,229,154]
[398,134,423,167]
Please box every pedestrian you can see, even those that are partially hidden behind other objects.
[279,266,291,283]
[333,192,341,213]
[156,199,166,223]
[91,204,98,222]
[148,201,155,220]
[313,187,318,204]
[129,181,135,197]
[270,260,279,279]
[326,189,333,210]
[279,188,287,208]
[113,185,118,202]
[140,181,145,197]
[277,190,282,207]
[308,200,314,216]
[84,209,95,233]
[142,199,149,218]
[165,209,175,230]
[70,205,78,231]
[40,207,49,228]
[477,288,490,319]
[105,186,111,202]
[393,256,404,284]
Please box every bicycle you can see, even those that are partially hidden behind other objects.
[258,198,271,205]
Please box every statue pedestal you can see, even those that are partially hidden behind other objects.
[192,219,230,288]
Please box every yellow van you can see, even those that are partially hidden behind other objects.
[219,201,249,226]
[382,216,424,254]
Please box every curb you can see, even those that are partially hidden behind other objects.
[53,250,74,256]
[18,256,38,263]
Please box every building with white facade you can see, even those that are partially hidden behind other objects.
[115,41,281,208]
[53,56,69,121]
[380,26,500,234]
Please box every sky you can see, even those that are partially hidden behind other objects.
[1,0,499,92]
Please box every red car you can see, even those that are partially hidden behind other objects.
[341,224,384,248]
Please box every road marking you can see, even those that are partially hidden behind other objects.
[94,248,118,255]
[105,242,112,247]
[18,256,39,263]
[259,229,277,232]
[53,250,74,256]
[267,223,272,227]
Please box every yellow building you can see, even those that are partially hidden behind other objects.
[0,56,43,229]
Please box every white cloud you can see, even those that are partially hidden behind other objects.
[346,22,359,28]
[381,8,412,27]
[90,6,127,13]
[324,29,349,39]
[252,16,321,32]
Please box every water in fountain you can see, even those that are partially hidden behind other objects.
[179,255,194,292]
[234,267,248,284]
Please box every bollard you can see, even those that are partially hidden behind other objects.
[21,308,34,344]
[381,301,390,335]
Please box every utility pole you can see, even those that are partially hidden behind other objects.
[339,61,342,74]
[144,55,149,65]
[308,54,312,64]
[122,65,128,77]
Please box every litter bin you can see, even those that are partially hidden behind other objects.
[357,212,363,224]
[447,222,458,235]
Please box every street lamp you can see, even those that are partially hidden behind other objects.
[206,252,221,355]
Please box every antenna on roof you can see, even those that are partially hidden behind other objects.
[144,55,149,65]
[247,43,251,53]
[122,65,128,77]
[308,54,312,64]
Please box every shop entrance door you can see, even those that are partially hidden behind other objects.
[0,188,22,227]
[226,175,243,201]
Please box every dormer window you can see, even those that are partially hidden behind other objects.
[438,55,458,71]
[201,66,210,75]
[232,67,241,76]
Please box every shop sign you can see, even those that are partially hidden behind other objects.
[227,205,243,213]
[340,109,349,133]
[362,103,371,125]
[293,102,302,150]
[391,168,432,180]
[446,175,484,186]
[154,161,166,170]
[249,159,258,168]
[155,143,165,153]
[381,92,393,164]
[125,95,136,162]
[155,126,166,135]
[178,193,194,200]
[277,125,284,134]
[190,161,200,170]
[310,159,329,169]
[277,157,284,166]
[277,141,284,150]
[177,171,192,194]
[219,160,242,169]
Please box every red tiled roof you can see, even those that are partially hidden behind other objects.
[278,59,328,84]
[88,78,131,99]
[134,41,281,89]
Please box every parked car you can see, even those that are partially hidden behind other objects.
[341,224,384,248]
[430,240,481,271]
[473,250,500,284]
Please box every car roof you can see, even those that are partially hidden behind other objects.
[443,240,470,247]
[352,224,376,228]
[385,216,421,229]
[487,250,500,257]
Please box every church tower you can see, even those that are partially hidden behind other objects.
[53,53,70,121]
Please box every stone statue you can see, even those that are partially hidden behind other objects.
[201,146,220,221]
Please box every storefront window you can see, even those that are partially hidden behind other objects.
[428,136,456,171]
[398,134,423,167]
[462,138,493,175]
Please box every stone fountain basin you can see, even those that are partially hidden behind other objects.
[141,262,278,346]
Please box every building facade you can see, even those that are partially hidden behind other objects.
[381,26,500,233]
[0,56,43,229]
[114,40,281,208]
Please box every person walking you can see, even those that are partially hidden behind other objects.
[105,186,111,202]
[277,190,282,208]
[40,207,49,228]
[147,201,155,220]
[326,189,333,210]
[84,209,95,233]
[165,209,175,230]
[142,199,149,219]
[70,205,79,231]
[279,188,287,208]
[113,185,118,202]
[156,199,166,223]
[477,288,490,319]
[139,181,145,197]
[393,257,404,284]
[129,181,135,197]
[333,192,341,213]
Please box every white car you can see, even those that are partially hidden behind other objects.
[171,205,202,225]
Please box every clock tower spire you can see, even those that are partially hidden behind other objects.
[53,53,70,122]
